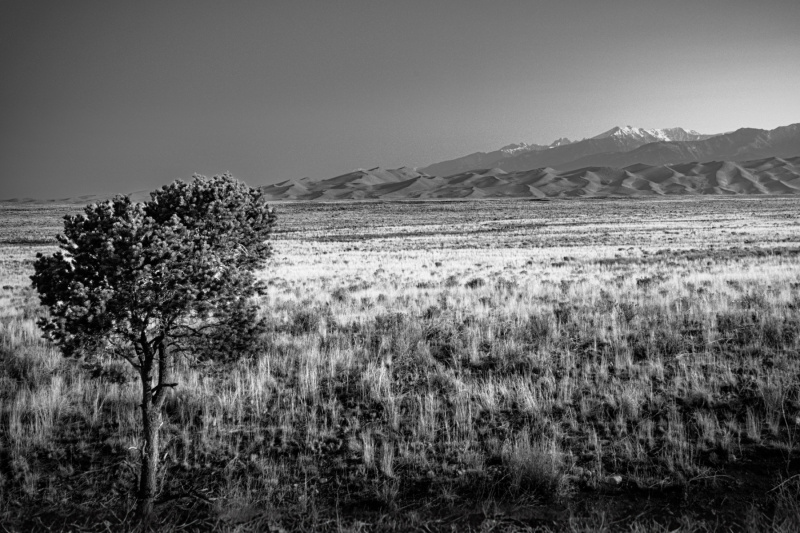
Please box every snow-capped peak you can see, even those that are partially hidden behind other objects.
[594,125,653,139]
[500,142,533,155]
[499,137,573,155]
[549,137,572,147]
[592,126,708,142]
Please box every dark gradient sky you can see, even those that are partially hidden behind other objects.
[2,0,800,198]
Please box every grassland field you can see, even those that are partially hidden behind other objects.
[1,197,800,531]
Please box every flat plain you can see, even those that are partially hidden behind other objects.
[2,197,800,531]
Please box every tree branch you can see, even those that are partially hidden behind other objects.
[153,341,173,409]
[172,322,219,336]
[152,382,178,395]
[118,350,142,371]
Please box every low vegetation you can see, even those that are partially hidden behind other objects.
[1,197,799,531]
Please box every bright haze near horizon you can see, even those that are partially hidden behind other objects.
[2,0,800,199]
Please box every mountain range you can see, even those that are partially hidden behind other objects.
[419,126,716,177]
[5,123,799,203]
[418,124,800,176]
[260,156,800,200]
[255,123,800,200]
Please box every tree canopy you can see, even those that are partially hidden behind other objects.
[33,174,276,362]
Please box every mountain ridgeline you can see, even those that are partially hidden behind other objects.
[418,126,714,177]
[418,124,799,176]
[260,122,800,200]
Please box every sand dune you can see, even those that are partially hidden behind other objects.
[8,156,799,205]
[260,156,800,200]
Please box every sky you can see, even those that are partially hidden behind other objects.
[2,0,800,198]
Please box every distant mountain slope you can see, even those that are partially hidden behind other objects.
[260,156,800,200]
[558,124,800,170]
[419,137,573,177]
[419,127,711,177]
[592,126,713,143]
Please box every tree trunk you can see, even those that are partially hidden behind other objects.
[136,338,161,523]
[136,401,162,521]
[135,336,171,523]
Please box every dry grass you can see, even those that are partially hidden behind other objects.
[1,197,799,531]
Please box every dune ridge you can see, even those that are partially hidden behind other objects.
[260,156,800,200]
[6,156,800,205]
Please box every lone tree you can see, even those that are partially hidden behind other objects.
[32,174,277,520]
